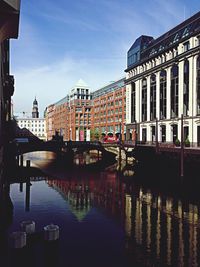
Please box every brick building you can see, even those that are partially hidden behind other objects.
[45,78,126,141]
[92,78,126,140]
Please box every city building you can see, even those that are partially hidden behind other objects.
[92,78,126,140]
[16,98,46,140]
[45,78,126,141]
[68,79,92,141]
[0,1,21,183]
[45,79,92,141]
[125,11,200,145]
[53,96,69,140]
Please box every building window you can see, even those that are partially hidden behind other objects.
[171,124,178,143]
[131,82,136,123]
[161,125,166,142]
[183,60,189,116]
[160,70,167,120]
[142,78,147,122]
[150,74,156,121]
[183,41,190,52]
[197,56,200,115]
[171,64,179,118]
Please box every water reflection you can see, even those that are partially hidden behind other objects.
[124,187,200,266]
[7,151,200,266]
[38,176,200,266]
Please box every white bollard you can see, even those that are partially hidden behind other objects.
[44,224,59,241]
[20,220,35,234]
[10,232,26,249]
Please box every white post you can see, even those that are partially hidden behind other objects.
[166,67,172,119]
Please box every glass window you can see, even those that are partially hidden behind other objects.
[197,56,200,115]
[183,41,190,52]
[160,70,167,120]
[142,78,147,122]
[131,82,136,123]
[171,65,179,118]
[150,74,156,121]
[183,60,189,116]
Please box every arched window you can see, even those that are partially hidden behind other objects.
[171,64,179,118]
[150,74,156,120]
[131,82,136,123]
[142,78,147,122]
[183,60,189,116]
[197,56,200,115]
[160,70,167,119]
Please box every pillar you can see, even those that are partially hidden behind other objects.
[147,75,151,122]
[178,60,184,118]
[166,67,172,119]
[156,71,160,121]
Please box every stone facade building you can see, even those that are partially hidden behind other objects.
[16,98,47,141]
[125,11,200,145]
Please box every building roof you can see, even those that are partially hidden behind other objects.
[126,10,200,70]
[92,77,125,99]
[33,97,38,106]
[54,96,69,107]
[74,79,89,89]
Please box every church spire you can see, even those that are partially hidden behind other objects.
[32,97,39,118]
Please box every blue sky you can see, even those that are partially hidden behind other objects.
[11,0,200,116]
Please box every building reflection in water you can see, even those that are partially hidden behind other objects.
[125,186,200,266]
[40,172,200,266]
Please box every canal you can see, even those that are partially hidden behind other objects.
[2,152,200,266]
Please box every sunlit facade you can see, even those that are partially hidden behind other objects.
[92,78,126,140]
[45,79,92,141]
[45,78,126,141]
[125,11,200,145]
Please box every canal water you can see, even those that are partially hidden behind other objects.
[4,152,200,266]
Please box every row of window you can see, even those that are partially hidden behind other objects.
[131,57,200,123]
[128,36,200,79]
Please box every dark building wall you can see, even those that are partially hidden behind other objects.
[0,0,20,186]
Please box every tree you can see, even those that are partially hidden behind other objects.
[90,129,100,141]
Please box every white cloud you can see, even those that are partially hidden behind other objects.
[13,55,125,115]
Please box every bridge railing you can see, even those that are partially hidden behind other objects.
[65,141,102,147]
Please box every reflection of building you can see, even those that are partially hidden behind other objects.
[0,1,21,184]
[46,172,125,221]
[92,78,126,140]
[125,12,200,144]
[16,98,46,140]
[125,186,200,266]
